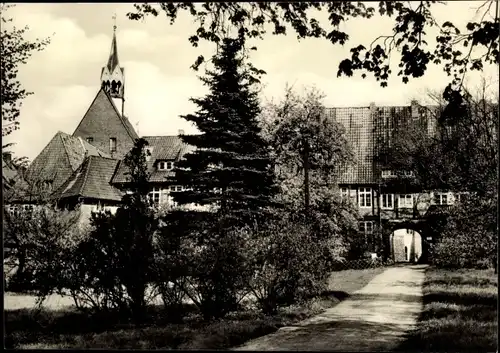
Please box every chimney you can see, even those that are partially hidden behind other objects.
[411,100,419,118]
[4,152,12,164]
[178,129,185,136]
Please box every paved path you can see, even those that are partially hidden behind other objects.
[235,264,427,351]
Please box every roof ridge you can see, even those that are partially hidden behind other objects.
[76,136,88,156]
[110,159,123,185]
[143,135,179,138]
[104,91,138,141]
[80,156,93,198]
[73,88,104,136]
[59,132,75,171]
[88,154,120,161]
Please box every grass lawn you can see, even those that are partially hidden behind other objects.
[5,267,385,349]
[398,267,498,352]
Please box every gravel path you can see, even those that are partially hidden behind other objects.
[234,264,427,351]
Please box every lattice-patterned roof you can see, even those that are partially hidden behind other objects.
[328,102,439,185]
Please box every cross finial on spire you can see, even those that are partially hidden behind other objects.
[112,13,117,32]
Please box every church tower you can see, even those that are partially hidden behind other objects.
[100,14,125,116]
[73,14,138,159]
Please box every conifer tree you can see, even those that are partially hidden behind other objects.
[172,37,277,225]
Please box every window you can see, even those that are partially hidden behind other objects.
[169,185,183,192]
[148,187,161,204]
[340,187,349,200]
[109,138,117,153]
[434,192,449,205]
[157,161,174,170]
[399,194,413,208]
[358,187,372,208]
[381,170,395,178]
[380,194,394,209]
[455,192,469,204]
[8,206,19,217]
[23,204,34,212]
[42,180,53,192]
[359,221,373,234]
[86,137,93,144]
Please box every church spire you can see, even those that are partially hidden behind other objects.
[107,14,120,73]
[101,13,125,107]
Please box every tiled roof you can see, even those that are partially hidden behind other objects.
[122,115,139,142]
[2,159,19,187]
[111,135,196,184]
[105,91,139,141]
[62,133,111,170]
[52,155,123,202]
[328,103,439,185]
[327,106,375,184]
[73,88,139,143]
[6,131,111,202]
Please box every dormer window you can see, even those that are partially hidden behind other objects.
[158,160,174,170]
[86,137,93,144]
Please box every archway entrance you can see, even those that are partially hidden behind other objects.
[390,228,423,263]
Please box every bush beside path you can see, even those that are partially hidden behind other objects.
[4,267,385,349]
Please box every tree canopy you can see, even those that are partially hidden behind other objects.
[172,37,278,225]
[379,79,498,196]
[127,1,499,101]
[1,3,51,136]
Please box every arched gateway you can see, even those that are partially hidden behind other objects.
[381,219,436,264]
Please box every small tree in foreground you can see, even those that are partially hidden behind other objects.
[35,139,159,320]
[261,85,357,262]
[3,205,82,293]
[243,209,332,315]
[73,138,157,320]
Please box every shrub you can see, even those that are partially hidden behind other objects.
[244,212,331,315]
[29,139,160,321]
[3,205,84,294]
[158,210,253,321]
[431,194,497,270]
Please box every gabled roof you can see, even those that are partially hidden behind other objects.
[25,131,109,182]
[73,88,139,142]
[111,135,196,184]
[6,132,111,203]
[52,155,123,202]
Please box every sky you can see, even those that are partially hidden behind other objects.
[3,1,499,161]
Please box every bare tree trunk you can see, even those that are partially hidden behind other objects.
[304,140,310,215]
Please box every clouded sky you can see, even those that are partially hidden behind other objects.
[3,2,498,161]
